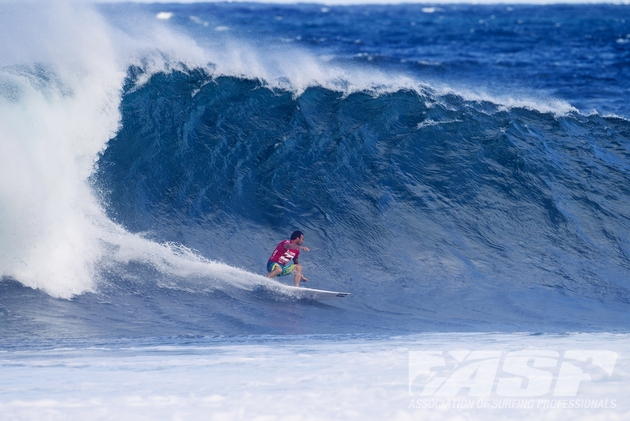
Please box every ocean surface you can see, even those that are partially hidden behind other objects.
[1,2,630,420]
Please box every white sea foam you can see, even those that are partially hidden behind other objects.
[155,12,173,20]
[0,1,255,298]
[125,32,575,118]
[452,87,578,117]
[0,332,627,420]
[0,2,124,297]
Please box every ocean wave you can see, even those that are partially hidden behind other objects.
[95,67,630,308]
[2,1,630,335]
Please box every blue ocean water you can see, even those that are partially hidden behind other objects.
[1,2,630,338]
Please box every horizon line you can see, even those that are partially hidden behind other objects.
[94,0,630,5]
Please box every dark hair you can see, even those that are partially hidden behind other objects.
[290,230,303,241]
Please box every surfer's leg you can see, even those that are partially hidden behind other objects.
[293,264,304,286]
[266,263,282,278]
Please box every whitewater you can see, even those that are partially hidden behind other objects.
[1,1,630,420]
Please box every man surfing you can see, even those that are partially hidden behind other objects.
[266,230,310,286]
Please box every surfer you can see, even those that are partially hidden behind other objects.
[266,230,310,286]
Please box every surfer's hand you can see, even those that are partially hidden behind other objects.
[301,246,310,252]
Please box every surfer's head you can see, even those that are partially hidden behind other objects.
[291,230,304,244]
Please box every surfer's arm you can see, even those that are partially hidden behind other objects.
[283,243,309,252]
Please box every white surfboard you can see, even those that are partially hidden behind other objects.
[255,283,350,300]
